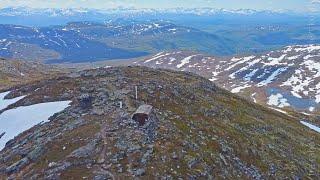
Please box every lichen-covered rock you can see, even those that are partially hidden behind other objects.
[68,140,98,158]
[6,158,29,174]
[27,146,45,161]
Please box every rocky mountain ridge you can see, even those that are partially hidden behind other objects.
[133,44,320,115]
[0,66,319,179]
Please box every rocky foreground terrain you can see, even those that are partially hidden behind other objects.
[0,58,66,90]
[0,66,319,179]
[133,44,320,115]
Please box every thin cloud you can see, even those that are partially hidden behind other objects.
[0,0,133,9]
[0,0,316,12]
[311,0,320,3]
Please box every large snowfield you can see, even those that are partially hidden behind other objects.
[0,91,71,150]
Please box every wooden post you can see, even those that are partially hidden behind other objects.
[135,86,138,100]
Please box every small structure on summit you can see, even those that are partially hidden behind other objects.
[132,105,153,126]
[78,94,92,108]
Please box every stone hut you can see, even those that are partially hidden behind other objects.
[78,94,92,108]
[132,105,153,126]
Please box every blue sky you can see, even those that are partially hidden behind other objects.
[0,0,318,12]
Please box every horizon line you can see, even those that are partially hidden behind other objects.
[0,6,312,13]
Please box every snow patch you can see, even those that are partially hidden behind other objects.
[177,55,198,69]
[144,52,167,63]
[226,56,255,71]
[209,71,220,81]
[309,107,315,112]
[269,107,288,114]
[244,69,259,81]
[0,91,26,111]
[300,121,320,133]
[303,60,320,78]
[287,55,300,60]
[267,93,290,108]
[0,101,71,150]
[231,85,251,93]
[257,67,287,87]
[294,45,320,53]
[265,54,286,66]
[251,93,257,103]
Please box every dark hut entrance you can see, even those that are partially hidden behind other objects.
[132,105,153,126]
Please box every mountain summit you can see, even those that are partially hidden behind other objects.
[0,66,319,179]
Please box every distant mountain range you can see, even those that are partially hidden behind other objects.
[133,44,320,115]
[0,7,319,63]
[1,19,320,63]
[0,7,300,17]
[0,7,316,27]
[0,21,237,63]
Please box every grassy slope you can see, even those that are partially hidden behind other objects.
[0,59,67,91]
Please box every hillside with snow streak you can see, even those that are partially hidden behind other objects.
[133,44,320,114]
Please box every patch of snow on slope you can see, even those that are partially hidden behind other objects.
[267,93,290,108]
[226,56,255,71]
[230,57,240,62]
[316,83,320,103]
[300,121,320,133]
[244,69,259,81]
[247,58,261,66]
[287,55,300,60]
[0,91,26,111]
[0,101,71,150]
[309,107,315,112]
[251,93,257,103]
[264,54,286,66]
[177,55,198,69]
[168,57,176,65]
[302,60,320,78]
[281,70,312,98]
[303,55,319,60]
[257,67,287,87]
[316,94,320,104]
[282,46,293,53]
[209,71,220,82]
[145,52,168,63]
[229,58,260,79]
[294,45,320,53]
[231,84,251,93]
[269,107,288,114]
